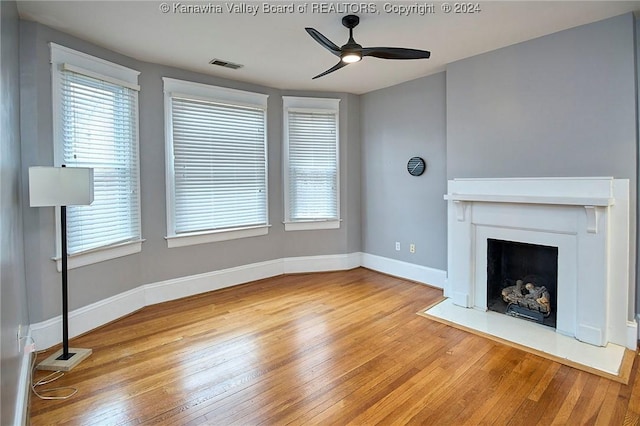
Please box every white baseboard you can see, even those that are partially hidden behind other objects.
[15,326,32,426]
[283,252,362,274]
[361,253,447,289]
[30,252,371,350]
[145,258,284,306]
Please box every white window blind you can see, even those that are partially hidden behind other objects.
[287,110,338,220]
[283,96,340,231]
[60,69,141,254]
[169,96,268,235]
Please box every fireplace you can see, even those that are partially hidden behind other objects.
[444,177,636,350]
[487,239,558,328]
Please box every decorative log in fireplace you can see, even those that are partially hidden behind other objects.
[501,278,551,315]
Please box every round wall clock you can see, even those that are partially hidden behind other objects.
[407,156,426,176]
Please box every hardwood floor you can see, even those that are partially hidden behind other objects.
[30,268,640,425]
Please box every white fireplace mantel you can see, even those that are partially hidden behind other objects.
[446,193,614,206]
[445,196,611,235]
[444,177,637,350]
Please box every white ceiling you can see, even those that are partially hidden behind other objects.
[17,1,640,94]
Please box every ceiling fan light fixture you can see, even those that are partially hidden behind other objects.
[307,14,431,79]
[341,52,361,63]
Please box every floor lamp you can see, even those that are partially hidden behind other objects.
[29,166,94,372]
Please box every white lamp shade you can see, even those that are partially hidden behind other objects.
[29,167,94,207]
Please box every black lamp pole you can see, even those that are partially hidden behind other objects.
[57,165,73,361]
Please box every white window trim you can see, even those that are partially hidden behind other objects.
[165,225,270,248]
[50,43,143,270]
[53,240,144,272]
[283,220,341,231]
[282,96,341,232]
[163,77,270,248]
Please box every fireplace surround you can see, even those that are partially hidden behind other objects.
[444,177,637,350]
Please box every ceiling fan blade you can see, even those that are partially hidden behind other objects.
[305,28,341,57]
[362,47,431,60]
[312,61,349,79]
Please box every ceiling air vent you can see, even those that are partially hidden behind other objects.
[209,59,243,70]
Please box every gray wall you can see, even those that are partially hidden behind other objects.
[361,72,447,271]
[446,14,638,315]
[1,1,29,424]
[20,21,361,324]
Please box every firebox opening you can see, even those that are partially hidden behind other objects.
[487,239,558,328]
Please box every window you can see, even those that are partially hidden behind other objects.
[163,78,269,248]
[51,44,142,270]
[283,96,340,231]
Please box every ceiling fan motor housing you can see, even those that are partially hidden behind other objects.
[342,15,360,29]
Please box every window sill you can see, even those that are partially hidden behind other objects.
[166,224,270,248]
[53,240,144,271]
[284,220,341,231]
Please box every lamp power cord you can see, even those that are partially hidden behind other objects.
[29,338,78,401]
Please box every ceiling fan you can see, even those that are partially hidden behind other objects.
[305,15,431,79]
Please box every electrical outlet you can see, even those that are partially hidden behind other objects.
[16,325,22,354]
[409,243,416,253]
[16,324,29,355]
[395,242,400,251]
